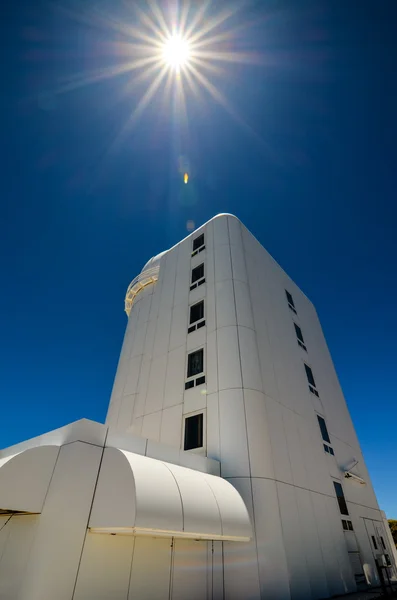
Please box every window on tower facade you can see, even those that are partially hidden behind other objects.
[184,413,204,450]
[285,290,297,314]
[190,263,205,290]
[187,349,204,378]
[333,481,349,516]
[192,233,205,256]
[304,363,319,397]
[317,415,335,455]
[188,300,205,333]
[294,323,307,351]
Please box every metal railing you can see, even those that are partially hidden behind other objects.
[124,266,160,316]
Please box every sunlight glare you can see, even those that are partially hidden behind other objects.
[162,34,190,70]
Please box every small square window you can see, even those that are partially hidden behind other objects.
[334,481,349,516]
[317,415,331,444]
[305,364,316,388]
[184,413,203,450]
[190,300,204,325]
[192,233,205,252]
[285,290,295,309]
[191,263,204,284]
[187,349,204,378]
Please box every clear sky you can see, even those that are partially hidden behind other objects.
[1,1,397,517]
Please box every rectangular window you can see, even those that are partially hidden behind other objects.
[333,481,349,516]
[192,233,205,252]
[329,446,335,456]
[286,290,297,313]
[348,521,354,531]
[324,444,329,453]
[372,535,378,550]
[342,520,348,531]
[317,415,331,444]
[294,323,307,351]
[184,413,203,450]
[190,300,204,324]
[380,536,386,550]
[190,263,205,291]
[187,349,204,378]
[305,364,316,387]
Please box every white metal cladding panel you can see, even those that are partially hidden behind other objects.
[206,391,220,461]
[214,243,232,282]
[0,515,39,599]
[145,354,167,414]
[120,327,134,360]
[124,355,143,396]
[234,280,254,329]
[130,314,149,359]
[160,404,183,447]
[294,487,329,600]
[116,394,135,431]
[152,307,172,358]
[230,243,247,284]
[244,390,275,479]
[136,288,153,324]
[227,215,242,247]
[143,317,156,359]
[186,326,206,352]
[213,214,229,246]
[205,281,216,333]
[130,416,143,436]
[206,329,218,395]
[238,326,263,392]
[169,301,188,351]
[171,539,209,600]
[141,410,162,441]
[219,388,250,478]
[311,491,344,596]
[252,478,291,600]
[148,278,161,322]
[217,326,242,391]
[223,477,261,600]
[18,442,103,600]
[183,387,207,415]
[128,537,171,600]
[297,418,330,496]
[283,407,309,490]
[174,242,191,307]
[212,541,224,600]
[160,251,177,309]
[133,359,150,418]
[276,481,312,600]
[110,356,128,402]
[324,495,356,595]
[215,279,236,329]
[164,345,186,408]
[74,533,134,600]
[264,395,293,485]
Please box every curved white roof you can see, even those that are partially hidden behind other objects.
[141,250,168,273]
[89,447,252,542]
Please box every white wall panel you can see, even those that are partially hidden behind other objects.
[145,354,167,414]
[205,281,216,333]
[183,388,207,415]
[217,326,242,391]
[234,280,253,329]
[153,308,172,358]
[169,302,188,351]
[0,515,38,600]
[160,404,183,447]
[74,533,134,600]
[213,214,229,245]
[130,416,143,436]
[283,408,309,490]
[245,390,274,479]
[265,396,293,484]
[219,389,250,477]
[131,316,148,359]
[324,495,355,595]
[116,394,135,431]
[141,410,162,441]
[238,326,263,392]
[143,317,156,359]
[215,280,236,329]
[110,356,128,402]
[295,487,329,600]
[171,539,208,600]
[129,537,171,600]
[164,345,185,408]
[214,244,232,282]
[276,481,312,600]
[206,392,220,461]
[186,326,206,352]
[230,244,247,283]
[133,359,151,418]
[227,215,242,246]
[223,477,261,600]
[160,251,177,309]
[124,355,143,396]
[252,478,291,600]
[206,330,218,395]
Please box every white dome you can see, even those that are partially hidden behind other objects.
[141,250,168,272]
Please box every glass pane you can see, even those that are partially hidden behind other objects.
[190,300,204,324]
[184,413,203,450]
[304,364,316,387]
[317,416,331,443]
[192,234,204,251]
[187,349,204,377]
[333,481,349,516]
[285,290,295,308]
[191,263,204,283]
[294,323,304,343]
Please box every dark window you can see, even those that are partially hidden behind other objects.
[191,263,204,283]
[317,416,331,444]
[304,364,316,388]
[197,320,206,329]
[184,413,203,450]
[285,290,295,308]
[196,375,206,386]
[294,323,305,344]
[372,536,378,550]
[333,482,349,516]
[380,536,386,550]
[188,325,196,334]
[193,234,205,252]
[329,447,335,456]
[348,521,354,531]
[324,444,329,453]
[190,300,204,324]
[342,520,348,531]
[187,349,204,378]
[185,380,194,390]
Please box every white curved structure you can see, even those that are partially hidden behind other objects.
[0,214,395,600]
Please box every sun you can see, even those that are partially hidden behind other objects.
[162,34,191,70]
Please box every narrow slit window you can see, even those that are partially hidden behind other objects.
[190,300,204,324]
[192,233,205,252]
[187,349,204,378]
[184,413,203,450]
[285,290,297,313]
[191,263,204,284]
[380,536,386,550]
[317,415,331,444]
[294,323,307,350]
[333,481,349,516]
[372,536,378,550]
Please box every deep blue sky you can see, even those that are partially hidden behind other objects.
[1,1,397,516]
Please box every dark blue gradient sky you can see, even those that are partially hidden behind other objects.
[1,0,397,516]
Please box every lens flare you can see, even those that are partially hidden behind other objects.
[162,34,190,70]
